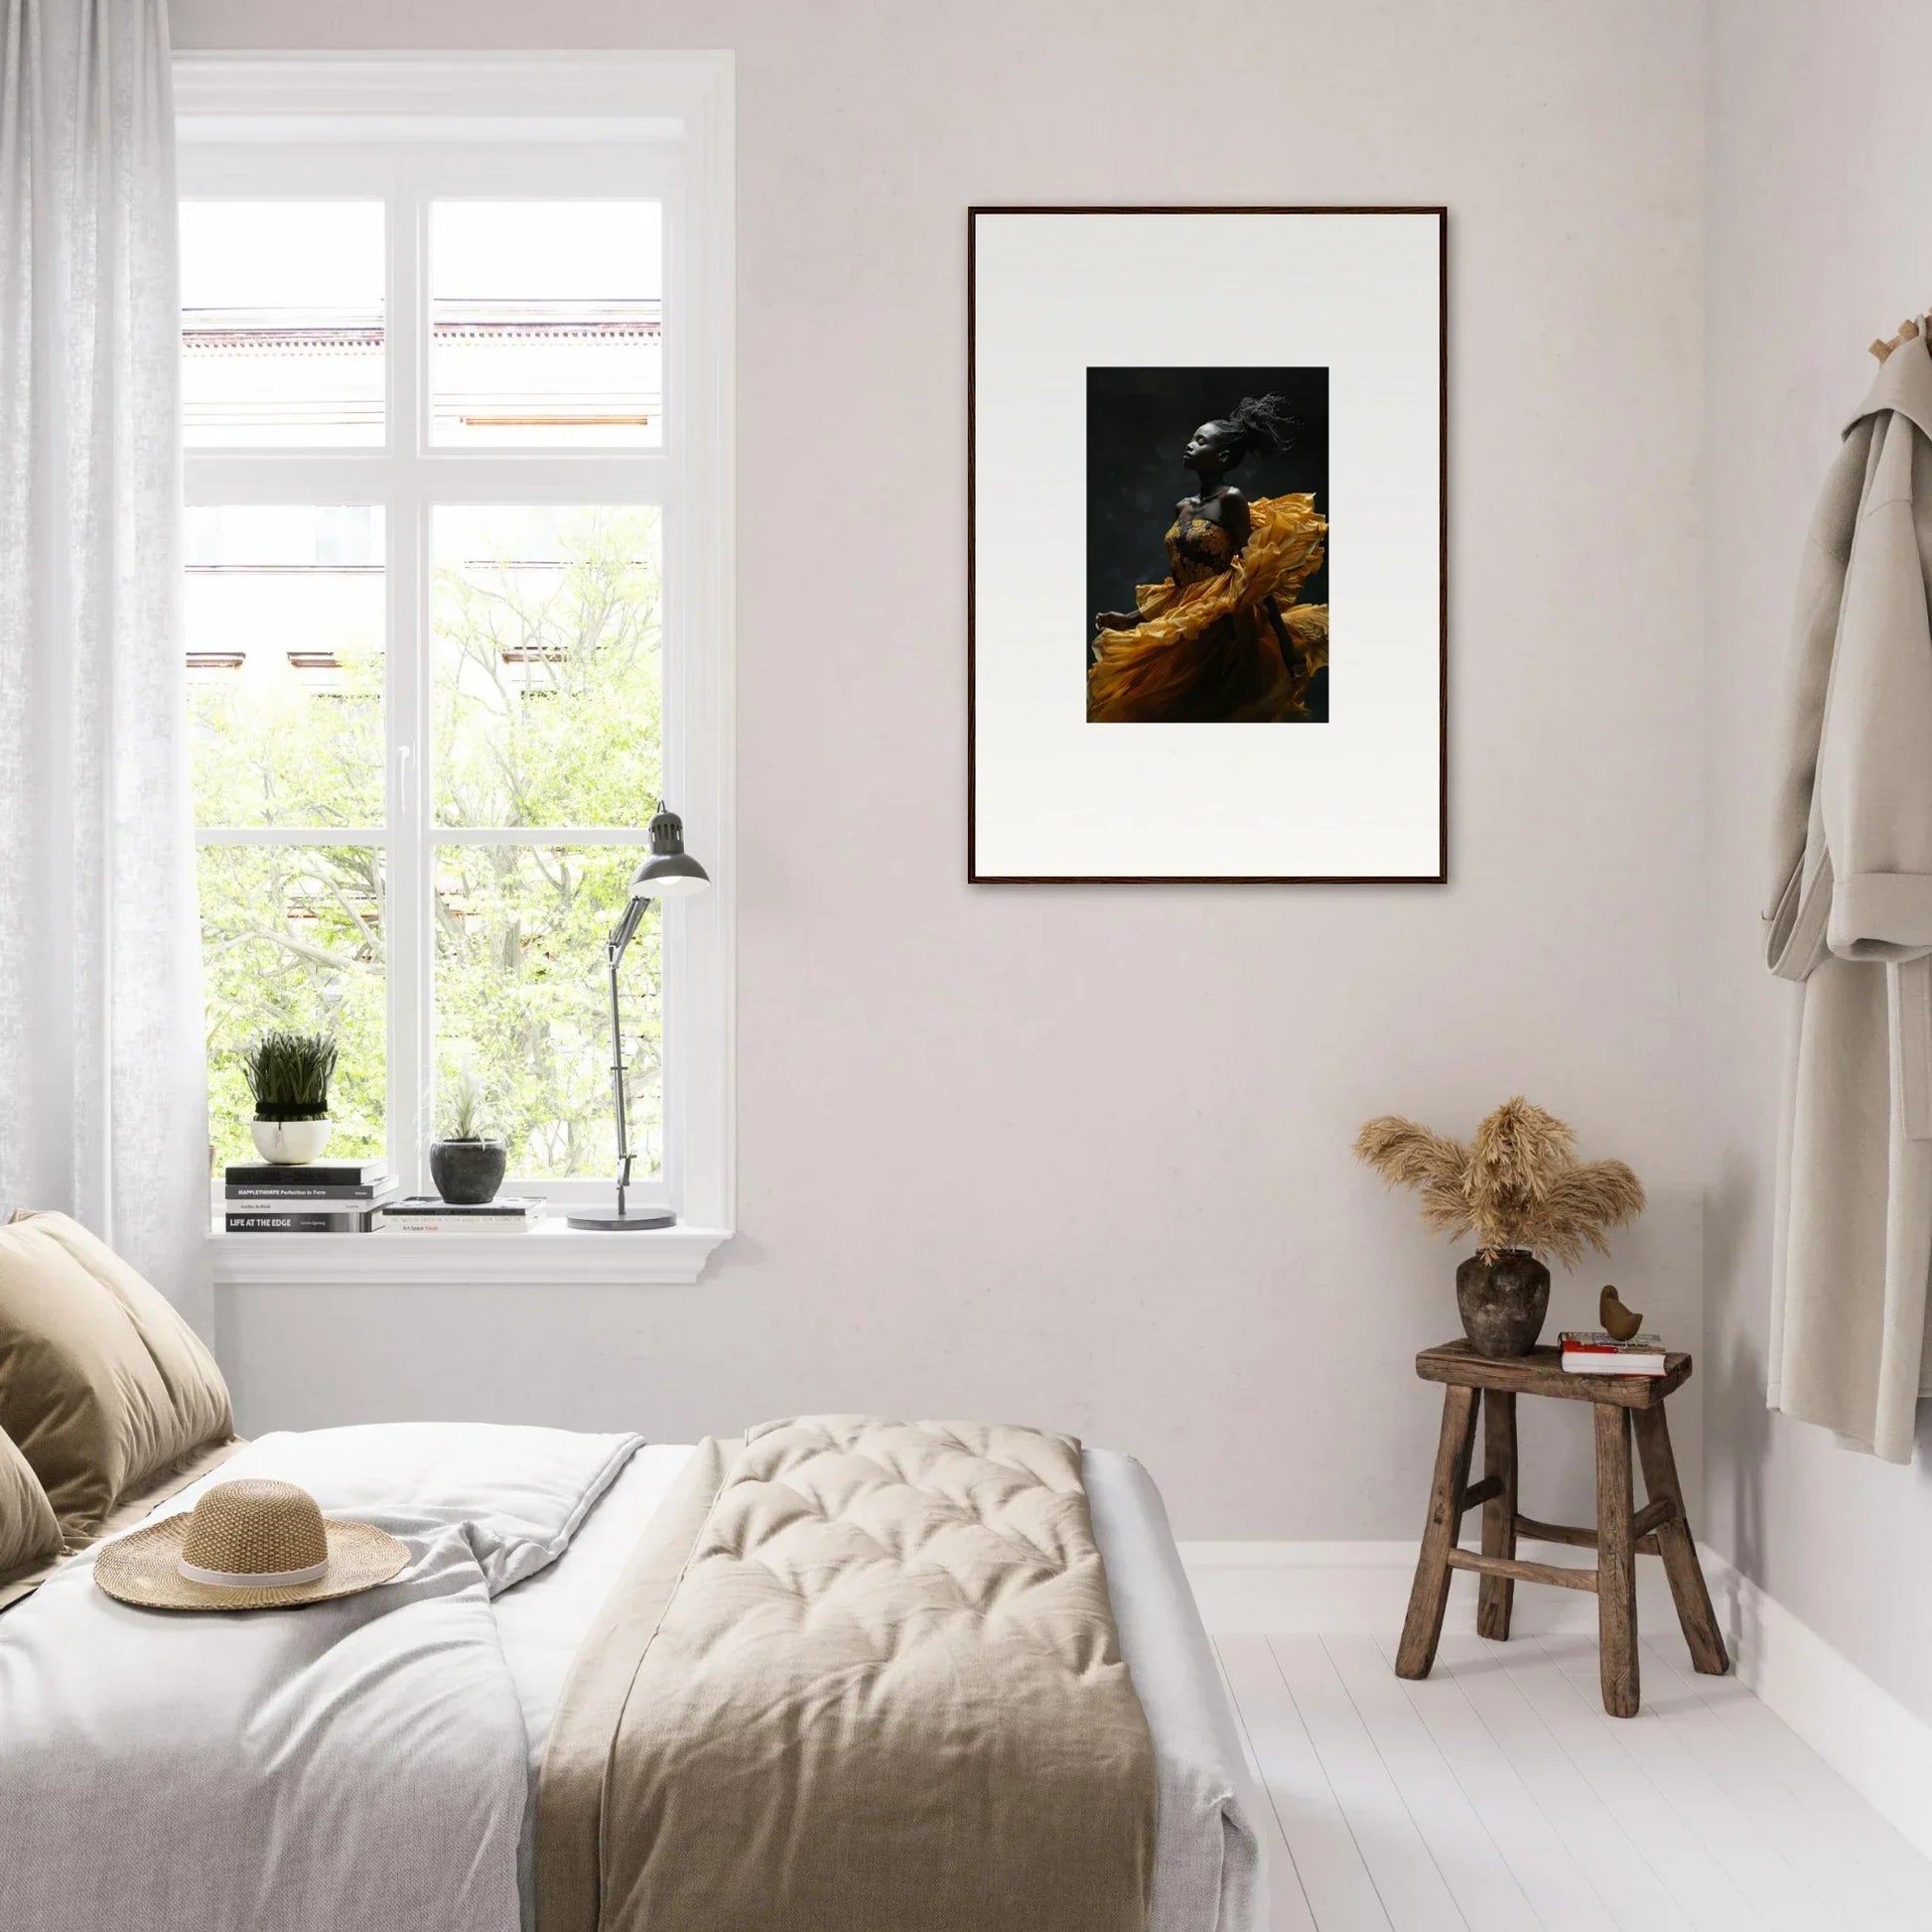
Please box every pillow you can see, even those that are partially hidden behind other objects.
[0,1211,233,1540]
[0,1423,61,1583]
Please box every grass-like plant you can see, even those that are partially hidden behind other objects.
[1353,1096,1644,1267]
[242,1031,339,1122]
[438,1069,495,1144]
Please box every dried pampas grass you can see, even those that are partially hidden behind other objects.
[1353,1096,1644,1266]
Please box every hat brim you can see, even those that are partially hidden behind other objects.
[93,1514,410,1611]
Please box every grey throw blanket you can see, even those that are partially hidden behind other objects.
[0,1424,638,1932]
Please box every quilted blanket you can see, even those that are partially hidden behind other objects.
[535,1416,1159,1932]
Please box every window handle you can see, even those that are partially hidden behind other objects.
[396,742,412,820]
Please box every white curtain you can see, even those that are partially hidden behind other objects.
[0,0,209,1326]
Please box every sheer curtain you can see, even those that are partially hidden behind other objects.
[0,0,209,1326]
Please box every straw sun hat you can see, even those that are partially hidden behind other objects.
[93,1478,409,1611]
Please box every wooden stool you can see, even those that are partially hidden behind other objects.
[1394,1340,1728,1717]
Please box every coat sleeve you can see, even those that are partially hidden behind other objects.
[1819,416,1932,963]
[1765,425,1868,978]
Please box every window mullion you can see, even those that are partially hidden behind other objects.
[386,170,429,1198]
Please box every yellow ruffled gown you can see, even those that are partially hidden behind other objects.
[1087,492,1328,723]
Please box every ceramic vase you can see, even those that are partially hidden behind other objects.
[428,1140,507,1206]
[1454,1248,1551,1357]
[249,1118,333,1166]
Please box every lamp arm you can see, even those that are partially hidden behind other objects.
[605,894,652,1216]
[608,894,649,962]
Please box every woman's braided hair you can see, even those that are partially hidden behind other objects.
[1219,392,1297,463]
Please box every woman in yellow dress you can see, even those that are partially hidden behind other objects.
[1088,393,1328,723]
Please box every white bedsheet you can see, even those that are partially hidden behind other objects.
[492,1445,1263,1932]
[0,1424,640,1932]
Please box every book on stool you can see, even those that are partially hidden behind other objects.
[1560,1328,1667,1376]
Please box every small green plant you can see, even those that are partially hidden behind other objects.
[439,1069,494,1144]
[242,1031,338,1122]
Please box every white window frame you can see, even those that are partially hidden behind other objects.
[179,55,735,1285]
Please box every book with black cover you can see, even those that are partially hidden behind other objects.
[225,1181,394,1202]
[224,1207,378,1234]
[224,1160,391,1188]
[223,1187,399,1213]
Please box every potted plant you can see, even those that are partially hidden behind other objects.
[428,1071,507,1206]
[243,1031,340,1166]
[1353,1097,1645,1357]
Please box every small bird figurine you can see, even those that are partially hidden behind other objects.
[1599,1285,1643,1342]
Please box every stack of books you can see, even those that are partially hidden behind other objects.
[223,1160,396,1233]
[377,1196,544,1235]
[1559,1329,1669,1376]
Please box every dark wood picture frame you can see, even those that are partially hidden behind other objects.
[967,206,1449,885]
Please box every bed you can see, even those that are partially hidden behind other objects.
[0,1422,1264,1932]
[0,1214,1262,1931]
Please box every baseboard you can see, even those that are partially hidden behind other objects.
[1178,1538,1932,1863]
[1698,1545,1932,1862]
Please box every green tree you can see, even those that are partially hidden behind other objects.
[197,506,662,1176]
[200,844,386,1164]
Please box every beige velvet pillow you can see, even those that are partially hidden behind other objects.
[0,1423,62,1583]
[0,1212,234,1540]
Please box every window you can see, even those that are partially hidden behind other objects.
[177,57,735,1271]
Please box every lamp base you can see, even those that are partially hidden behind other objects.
[565,1206,677,1231]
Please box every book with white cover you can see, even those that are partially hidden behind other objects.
[381,1194,542,1217]
[377,1215,534,1234]
[1562,1347,1667,1375]
[376,1195,542,1234]
[1559,1328,1665,1353]
[1560,1327,1668,1374]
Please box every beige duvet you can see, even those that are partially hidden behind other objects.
[535,1417,1159,1932]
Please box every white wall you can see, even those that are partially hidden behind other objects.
[174,0,1708,1541]
[1704,0,1932,1729]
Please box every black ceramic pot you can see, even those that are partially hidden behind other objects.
[428,1139,507,1206]
[1454,1249,1551,1357]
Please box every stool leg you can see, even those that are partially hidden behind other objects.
[1633,1405,1729,1676]
[1476,1389,1518,1641]
[1593,1402,1640,1718]
[1396,1384,1478,1680]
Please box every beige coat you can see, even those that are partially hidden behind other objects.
[1766,335,1932,1461]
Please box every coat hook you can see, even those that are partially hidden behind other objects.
[1871,314,1926,363]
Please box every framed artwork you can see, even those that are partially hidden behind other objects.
[968,207,1447,884]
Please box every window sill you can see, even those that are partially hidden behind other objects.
[207,1220,732,1287]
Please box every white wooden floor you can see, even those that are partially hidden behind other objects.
[1213,1630,1932,1932]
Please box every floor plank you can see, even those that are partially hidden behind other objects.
[1430,1636,1699,1932]
[1270,1635,1467,1929]
[1630,1636,1924,1932]
[1212,1623,1932,1931]
[1367,1631,1622,1931]
[1215,1638,1270,1785]
[1213,1640,1321,1932]
[1493,1637,1757,1931]
[1535,1635,1814,1931]
[1218,1635,1388,1932]
[1319,1635,1545,1930]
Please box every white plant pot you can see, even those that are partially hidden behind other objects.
[250,1118,333,1166]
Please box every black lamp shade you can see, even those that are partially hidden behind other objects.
[629,803,711,900]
